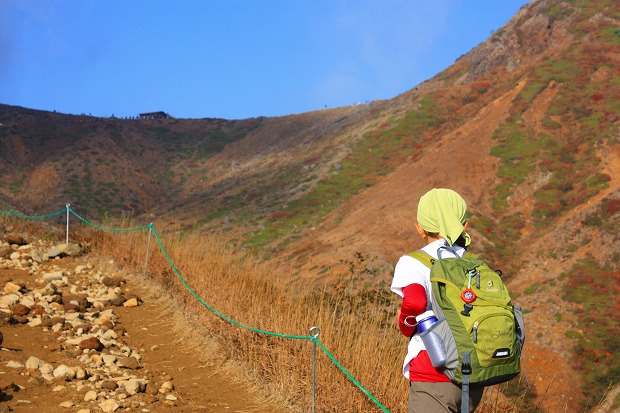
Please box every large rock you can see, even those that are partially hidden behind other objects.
[46,243,82,258]
[5,232,27,246]
[78,337,104,352]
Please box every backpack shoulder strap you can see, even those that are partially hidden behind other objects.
[407,250,434,268]
[463,251,477,259]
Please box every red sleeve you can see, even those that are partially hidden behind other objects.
[398,283,428,337]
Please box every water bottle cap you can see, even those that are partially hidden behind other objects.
[416,310,436,322]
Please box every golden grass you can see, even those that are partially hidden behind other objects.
[69,220,530,412]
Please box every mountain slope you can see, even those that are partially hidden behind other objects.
[1,0,619,411]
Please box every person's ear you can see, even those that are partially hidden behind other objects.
[463,221,469,230]
[415,222,426,238]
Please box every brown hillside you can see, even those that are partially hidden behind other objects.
[0,0,619,411]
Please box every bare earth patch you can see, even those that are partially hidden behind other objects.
[0,248,289,413]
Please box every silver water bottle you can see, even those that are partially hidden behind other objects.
[416,310,447,368]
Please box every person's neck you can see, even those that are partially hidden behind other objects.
[424,234,443,245]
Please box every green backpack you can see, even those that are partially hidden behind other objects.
[409,247,525,412]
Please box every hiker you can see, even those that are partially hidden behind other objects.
[391,188,483,413]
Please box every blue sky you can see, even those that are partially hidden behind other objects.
[1,0,529,120]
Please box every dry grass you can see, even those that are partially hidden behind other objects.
[73,221,530,412]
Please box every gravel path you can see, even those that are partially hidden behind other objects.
[0,235,286,413]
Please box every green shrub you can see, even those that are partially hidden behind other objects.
[562,256,620,409]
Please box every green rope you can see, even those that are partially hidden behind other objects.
[150,225,312,340]
[68,208,152,232]
[0,205,392,412]
[151,226,391,411]
[315,339,391,412]
[0,209,65,219]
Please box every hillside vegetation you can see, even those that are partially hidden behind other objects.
[1,0,619,411]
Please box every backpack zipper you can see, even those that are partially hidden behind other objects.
[472,321,479,343]
[469,312,514,341]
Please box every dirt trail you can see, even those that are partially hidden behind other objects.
[0,252,289,413]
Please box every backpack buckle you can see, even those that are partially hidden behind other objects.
[462,361,472,375]
[461,303,473,316]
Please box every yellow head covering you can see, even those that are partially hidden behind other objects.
[417,188,470,246]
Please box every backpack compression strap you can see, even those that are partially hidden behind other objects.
[461,352,472,413]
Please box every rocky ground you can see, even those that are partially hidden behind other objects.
[0,231,285,413]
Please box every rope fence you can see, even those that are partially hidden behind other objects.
[0,205,391,413]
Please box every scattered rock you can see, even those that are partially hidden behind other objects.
[12,303,30,316]
[0,294,20,309]
[0,237,190,412]
[0,245,12,259]
[123,298,139,308]
[99,398,120,413]
[101,380,118,391]
[6,360,24,369]
[40,363,54,375]
[25,356,44,371]
[102,355,116,366]
[4,281,22,293]
[113,325,127,336]
[75,366,88,380]
[102,276,124,287]
[124,378,147,395]
[42,271,63,281]
[53,365,76,381]
[30,249,45,263]
[84,390,98,401]
[160,381,174,393]
[117,356,139,369]
[108,296,125,307]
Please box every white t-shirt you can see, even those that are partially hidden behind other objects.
[390,238,465,379]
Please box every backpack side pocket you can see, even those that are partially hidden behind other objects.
[428,317,459,378]
[513,305,526,356]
